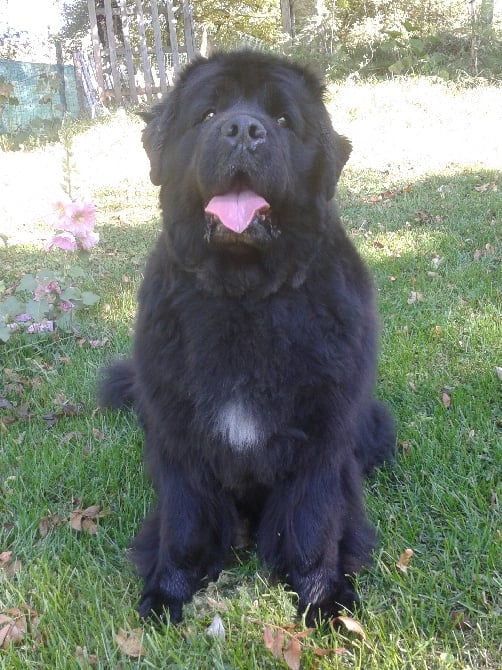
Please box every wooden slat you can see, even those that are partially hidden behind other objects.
[165,0,180,74]
[104,0,122,103]
[119,0,138,104]
[135,0,153,100]
[87,0,106,104]
[150,0,168,94]
[182,0,195,60]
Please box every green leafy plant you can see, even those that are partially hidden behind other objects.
[0,266,99,342]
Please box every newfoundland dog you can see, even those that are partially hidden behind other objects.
[99,50,395,626]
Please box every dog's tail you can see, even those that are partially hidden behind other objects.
[356,400,395,476]
[98,359,136,409]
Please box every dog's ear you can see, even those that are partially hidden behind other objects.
[140,94,174,186]
[319,118,352,201]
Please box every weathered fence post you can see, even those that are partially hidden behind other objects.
[151,0,169,94]
[87,0,106,103]
[165,0,180,74]
[182,1,196,60]
[119,0,138,104]
[104,0,122,102]
[135,0,153,100]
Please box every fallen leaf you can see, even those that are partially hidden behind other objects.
[115,627,144,658]
[362,185,412,203]
[0,551,22,579]
[0,606,38,649]
[414,210,432,224]
[407,291,424,305]
[495,367,502,381]
[442,392,451,409]
[489,490,498,509]
[69,506,111,534]
[206,614,226,640]
[399,441,411,456]
[333,616,366,639]
[263,626,285,658]
[396,548,414,573]
[474,182,497,192]
[312,646,347,657]
[75,645,98,666]
[283,637,302,670]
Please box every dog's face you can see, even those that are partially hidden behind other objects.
[141,51,352,294]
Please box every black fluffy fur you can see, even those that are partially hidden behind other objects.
[99,50,395,626]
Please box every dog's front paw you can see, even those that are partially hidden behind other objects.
[137,588,183,625]
[295,570,359,627]
[302,583,359,627]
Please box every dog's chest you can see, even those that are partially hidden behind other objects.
[214,397,264,451]
[182,298,310,452]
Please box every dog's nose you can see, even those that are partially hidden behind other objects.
[221,115,267,151]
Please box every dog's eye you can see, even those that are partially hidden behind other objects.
[202,110,216,122]
[276,115,290,128]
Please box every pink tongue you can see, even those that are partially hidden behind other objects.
[205,190,270,233]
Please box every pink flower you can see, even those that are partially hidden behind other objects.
[47,196,99,253]
[51,196,74,228]
[34,280,61,301]
[45,231,78,252]
[13,313,32,323]
[78,229,99,251]
[59,300,74,312]
[65,200,96,236]
[27,320,54,333]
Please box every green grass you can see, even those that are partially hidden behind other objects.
[1,80,501,668]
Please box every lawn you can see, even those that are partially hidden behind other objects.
[0,77,501,669]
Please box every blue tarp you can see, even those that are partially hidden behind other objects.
[0,60,80,134]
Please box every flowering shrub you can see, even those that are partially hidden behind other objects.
[0,195,100,343]
[0,126,101,343]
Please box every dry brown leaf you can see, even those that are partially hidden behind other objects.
[0,551,12,567]
[69,506,111,533]
[313,646,347,657]
[81,518,98,535]
[115,627,144,658]
[263,626,285,658]
[396,548,414,573]
[0,551,22,579]
[75,645,99,666]
[283,637,302,670]
[474,182,497,192]
[442,392,451,409]
[0,607,38,649]
[38,514,62,538]
[407,291,424,305]
[333,616,366,639]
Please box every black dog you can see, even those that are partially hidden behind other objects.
[99,50,395,626]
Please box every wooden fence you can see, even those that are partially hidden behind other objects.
[79,0,196,111]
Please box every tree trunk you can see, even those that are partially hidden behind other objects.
[280,0,294,40]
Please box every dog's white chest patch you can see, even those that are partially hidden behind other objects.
[215,399,263,451]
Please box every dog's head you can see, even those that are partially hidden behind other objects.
[141,51,351,294]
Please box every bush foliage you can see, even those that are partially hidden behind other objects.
[291,0,502,80]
